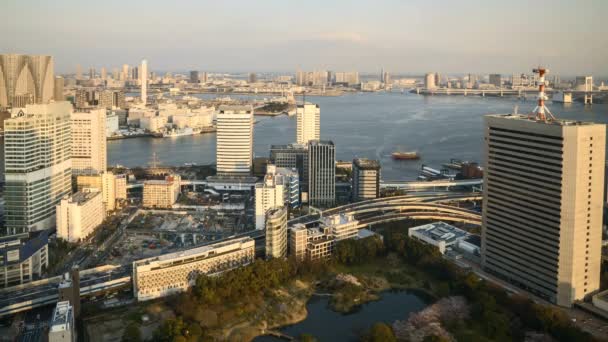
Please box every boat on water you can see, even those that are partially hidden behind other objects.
[162,127,197,138]
[391,151,420,160]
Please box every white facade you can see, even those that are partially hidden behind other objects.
[71,109,107,175]
[48,301,75,342]
[265,207,288,259]
[255,168,285,230]
[216,105,253,175]
[106,113,119,137]
[321,213,359,241]
[76,172,124,212]
[296,103,320,145]
[4,102,73,234]
[425,73,437,89]
[56,189,105,243]
[133,237,255,301]
[140,116,167,132]
[143,175,181,208]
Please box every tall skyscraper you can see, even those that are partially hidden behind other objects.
[71,108,107,175]
[352,158,380,202]
[88,68,95,80]
[265,207,288,259]
[54,76,64,101]
[100,67,107,80]
[75,64,82,80]
[424,73,436,89]
[481,114,606,307]
[0,54,54,108]
[308,140,335,208]
[270,143,308,199]
[189,70,199,83]
[200,71,208,84]
[140,59,147,104]
[4,102,73,234]
[489,74,502,87]
[131,66,138,81]
[255,168,285,230]
[216,105,253,175]
[296,102,320,145]
[122,64,129,81]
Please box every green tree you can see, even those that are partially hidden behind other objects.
[122,322,142,342]
[363,322,396,342]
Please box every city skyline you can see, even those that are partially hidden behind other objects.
[2,0,607,76]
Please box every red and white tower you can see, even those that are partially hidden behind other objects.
[531,67,556,121]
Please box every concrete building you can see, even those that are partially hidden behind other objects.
[48,301,75,342]
[424,73,436,89]
[72,108,107,175]
[308,140,335,208]
[255,167,285,230]
[140,59,147,104]
[265,207,288,259]
[289,224,334,261]
[54,76,64,101]
[4,102,72,234]
[106,112,119,137]
[334,72,360,86]
[56,189,105,243]
[143,175,181,208]
[352,158,380,202]
[296,103,320,145]
[0,54,54,108]
[0,231,48,288]
[321,213,359,241]
[248,72,257,83]
[133,237,255,301]
[270,143,308,199]
[216,105,253,175]
[140,116,167,132]
[489,74,502,88]
[276,167,300,209]
[76,172,125,212]
[409,221,471,254]
[481,114,606,306]
[99,90,125,109]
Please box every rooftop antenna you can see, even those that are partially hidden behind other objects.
[530,66,556,121]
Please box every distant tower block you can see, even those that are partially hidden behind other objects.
[140,59,148,104]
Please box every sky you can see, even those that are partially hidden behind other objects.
[2,0,607,77]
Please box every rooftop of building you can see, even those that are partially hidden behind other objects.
[270,143,307,150]
[266,207,287,219]
[353,158,380,170]
[218,104,253,113]
[134,236,253,266]
[308,140,334,146]
[296,102,319,108]
[69,189,101,204]
[50,301,73,332]
[410,221,469,245]
[487,113,601,126]
[206,175,259,184]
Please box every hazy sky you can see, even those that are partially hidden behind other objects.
[2,0,607,76]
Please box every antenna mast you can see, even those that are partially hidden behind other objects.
[531,66,556,121]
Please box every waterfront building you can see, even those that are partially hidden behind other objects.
[0,54,54,108]
[352,158,380,202]
[424,73,436,89]
[56,189,105,243]
[48,301,75,342]
[489,74,502,88]
[4,102,72,234]
[334,72,360,86]
[216,105,253,175]
[190,70,199,83]
[143,175,181,208]
[254,166,285,230]
[265,207,288,259]
[270,143,308,199]
[72,108,107,175]
[54,76,64,101]
[140,59,147,104]
[481,114,606,306]
[106,112,119,137]
[0,231,49,288]
[132,237,255,301]
[308,140,335,208]
[76,172,125,212]
[296,102,320,145]
[140,116,168,132]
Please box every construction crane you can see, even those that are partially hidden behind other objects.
[529,66,556,121]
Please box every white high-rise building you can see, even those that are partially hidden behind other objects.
[122,64,129,81]
[425,72,437,89]
[71,108,107,175]
[255,166,285,230]
[0,54,55,108]
[4,102,72,234]
[48,301,76,342]
[140,59,147,104]
[265,207,288,259]
[216,105,253,175]
[481,114,606,307]
[296,102,320,145]
[56,189,105,243]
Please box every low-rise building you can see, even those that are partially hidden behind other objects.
[321,213,359,241]
[0,231,49,288]
[142,175,181,208]
[132,237,255,301]
[408,221,470,254]
[289,224,335,261]
[76,172,125,212]
[140,116,168,132]
[56,189,106,243]
[48,301,76,342]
